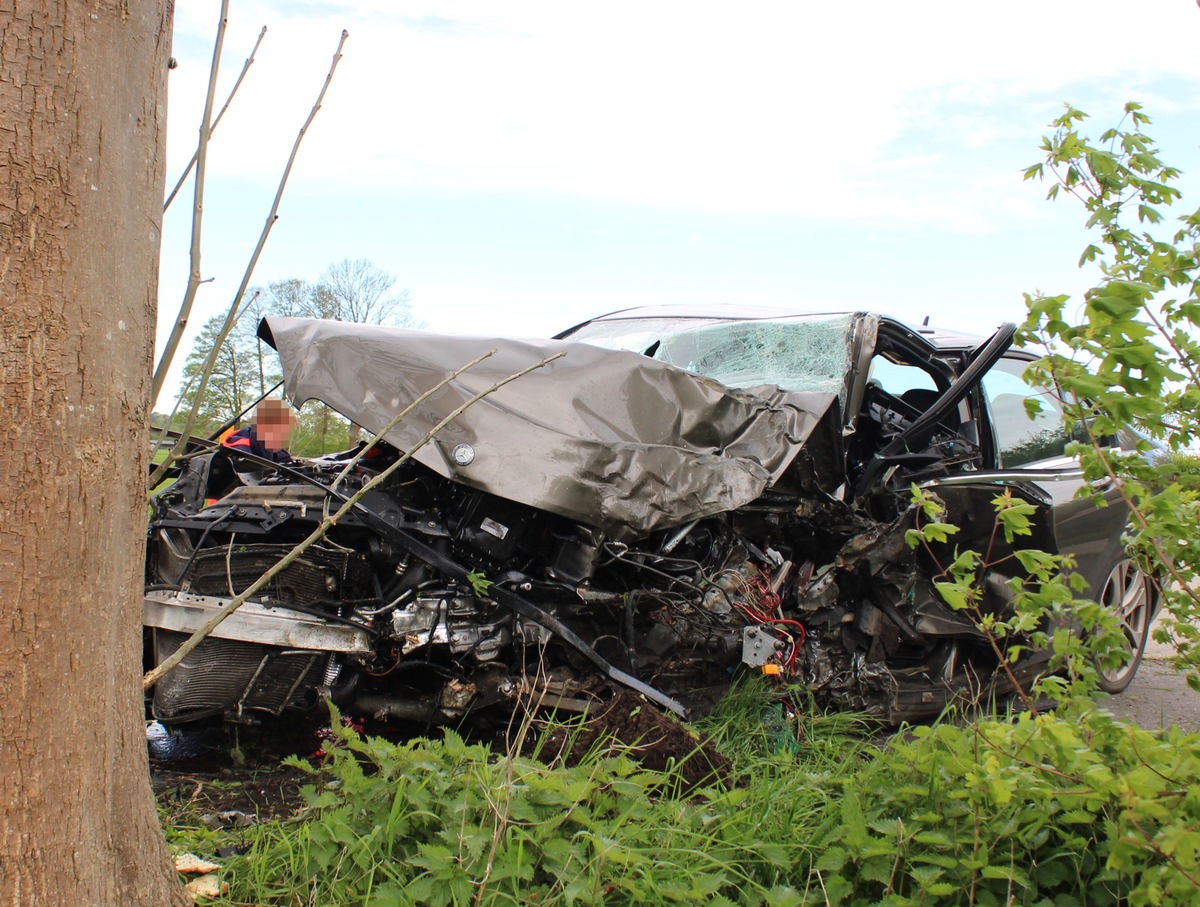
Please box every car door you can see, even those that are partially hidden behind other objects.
[979,355,1130,597]
[851,323,1015,500]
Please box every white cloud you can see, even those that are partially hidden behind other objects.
[154,1,1200,405]
[163,1,1200,228]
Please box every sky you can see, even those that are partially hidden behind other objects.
[157,0,1200,408]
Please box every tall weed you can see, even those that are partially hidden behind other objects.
[166,689,1200,905]
[815,703,1200,906]
[208,687,860,906]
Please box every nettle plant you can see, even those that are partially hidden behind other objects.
[1019,102,1200,688]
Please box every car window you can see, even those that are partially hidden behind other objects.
[860,354,970,439]
[652,317,856,396]
[566,314,858,399]
[983,359,1083,467]
[867,358,937,395]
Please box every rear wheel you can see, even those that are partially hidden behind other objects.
[1094,558,1154,694]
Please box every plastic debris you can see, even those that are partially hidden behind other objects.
[173,853,220,875]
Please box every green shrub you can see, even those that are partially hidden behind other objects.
[818,704,1200,906]
[163,688,1200,906]
[214,693,861,906]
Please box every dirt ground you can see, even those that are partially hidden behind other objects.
[148,721,317,825]
[517,689,731,789]
[149,692,733,825]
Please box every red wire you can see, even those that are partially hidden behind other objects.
[725,568,810,678]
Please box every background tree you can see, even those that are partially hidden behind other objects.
[276,258,420,326]
[179,258,422,453]
[262,275,314,318]
[176,292,281,434]
[0,2,187,904]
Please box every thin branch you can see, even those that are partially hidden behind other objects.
[150,368,201,463]
[151,0,229,403]
[164,25,267,212]
[143,350,565,690]
[1059,378,1200,615]
[327,345,499,496]
[1046,155,1099,207]
[1023,356,1200,658]
[148,289,261,487]
[1127,815,1200,892]
[1142,304,1200,386]
[969,598,1037,714]
[228,28,349,311]
[914,496,1039,713]
[330,375,437,492]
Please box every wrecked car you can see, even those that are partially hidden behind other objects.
[144,307,1158,727]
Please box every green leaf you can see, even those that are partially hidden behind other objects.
[815,847,848,873]
[935,582,971,611]
[921,522,960,544]
[466,568,493,597]
[841,786,870,852]
[1137,203,1163,224]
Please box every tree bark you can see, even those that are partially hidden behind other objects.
[0,2,186,905]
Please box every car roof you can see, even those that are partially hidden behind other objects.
[559,304,994,353]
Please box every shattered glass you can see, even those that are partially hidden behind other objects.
[568,314,858,403]
[652,316,856,399]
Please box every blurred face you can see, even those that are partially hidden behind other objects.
[253,400,295,452]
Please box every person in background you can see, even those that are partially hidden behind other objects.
[219,398,296,463]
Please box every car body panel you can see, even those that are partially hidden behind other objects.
[261,315,841,537]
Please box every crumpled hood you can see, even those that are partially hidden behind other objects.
[260,316,839,536]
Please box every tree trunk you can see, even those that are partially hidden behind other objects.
[0,2,186,905]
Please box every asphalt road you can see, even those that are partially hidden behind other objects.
[1094,621,1200,734]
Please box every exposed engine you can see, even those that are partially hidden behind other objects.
[144,429,1040,728]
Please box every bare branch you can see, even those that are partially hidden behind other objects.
[201,28,350,374]
[163,25,267,213]
[149,369,200,465]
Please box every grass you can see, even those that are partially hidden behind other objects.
[161,683,868,906]
[159,682,1200,905]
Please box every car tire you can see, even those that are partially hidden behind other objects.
[1093,557,1154,694]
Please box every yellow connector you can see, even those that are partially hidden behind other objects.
[761,663,782,676]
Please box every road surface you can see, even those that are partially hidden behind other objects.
[1097,620,1199,734]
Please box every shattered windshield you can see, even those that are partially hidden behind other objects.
[567,314,858,399]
